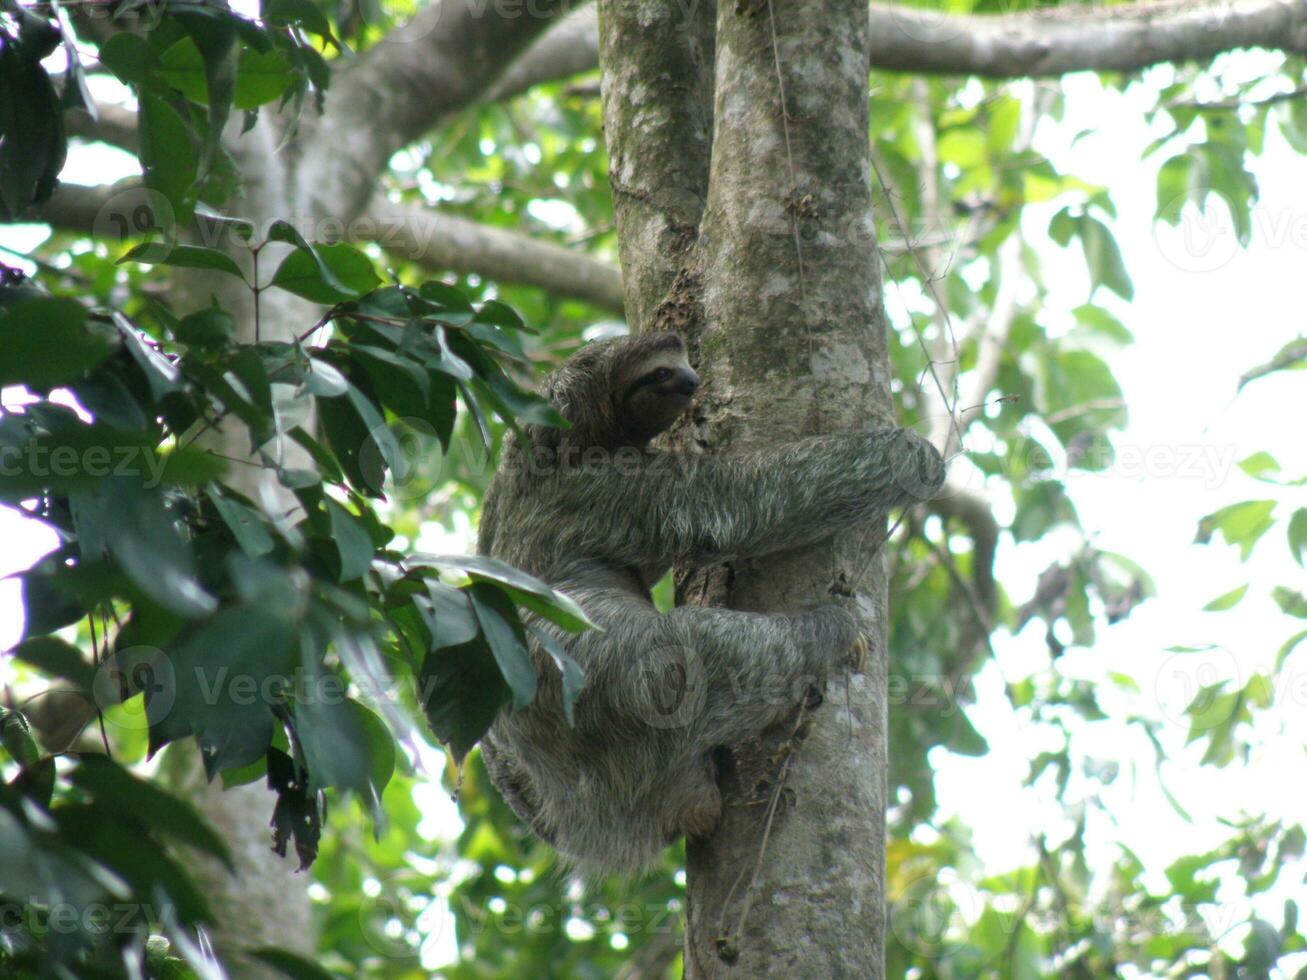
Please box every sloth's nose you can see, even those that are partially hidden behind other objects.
[673,367,700,396]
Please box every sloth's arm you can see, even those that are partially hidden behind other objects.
[560,594,860,740]
[544,427,944,568]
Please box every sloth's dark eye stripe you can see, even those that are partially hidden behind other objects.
[628,369,670,394]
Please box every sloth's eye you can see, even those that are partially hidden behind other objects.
[650,368,673,383]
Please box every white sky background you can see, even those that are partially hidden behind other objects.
[924,61,1307,957]
[1,49,1305,966]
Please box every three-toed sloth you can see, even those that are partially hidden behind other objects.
[477,331,944,874]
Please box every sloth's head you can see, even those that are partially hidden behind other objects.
[539,332,699,451]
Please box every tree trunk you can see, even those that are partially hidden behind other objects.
[599,0,894,975]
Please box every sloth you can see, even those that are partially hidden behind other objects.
[476,331,944,875]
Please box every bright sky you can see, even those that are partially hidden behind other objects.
[1,48,1304,971]
[926,62,1307,966]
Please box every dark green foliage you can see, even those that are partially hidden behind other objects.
[0,5,586,965]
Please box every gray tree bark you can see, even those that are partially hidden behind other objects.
[598,0,896,974]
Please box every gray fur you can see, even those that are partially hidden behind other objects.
[477,332,945,875]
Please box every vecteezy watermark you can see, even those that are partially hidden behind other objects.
[1154,190,1307,275]
[0,900,173,938]
[0,442,171,489]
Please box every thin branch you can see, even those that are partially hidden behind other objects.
[928,487,1000,616]
[1238,338,1307,389]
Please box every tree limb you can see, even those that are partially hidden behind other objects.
[299,0,574,223]
[27,182,624,309]
[486,4,601,103]
[367,195,624,312]
[29,181,130,233]
[491,0,1307,89]
[867,0,1307,76]
[64,102,138,154]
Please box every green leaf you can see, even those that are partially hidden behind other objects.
[0,41,66,217]
[1079,215,1134,300]
[1288,508,1307,566]
[303,356,349,397]
[1195,500,1276,561]
[9,636,96,690]
[270,243,380,303]
[263,0,336,40]
[0,297,111,388]
[70,479,218,618]
[176,12,239,168]
[350,343,431,419]
[474,298,533,334]
[73,371,149,431]
[324,499,373,581]
[0,706,41,767]
[287,424,344,482]
[209,484,275,556]
[420,582,479,649]
[528,626,584,728]
[19,558,85,637]
[118,242,247,282]
[115,313,184,398]
[1048,207,1075,246]
[315,378,399,496]
[1011,480,1078,542]
[420,554,595,632]
[156,36,210,103]
[235,47,295,109]
[250,948,342,980]
[138,93,198,227]
[468,582,537,712]
[154,605,296,771]
[1236,451,1280,481]
[1071,304,1133,345]
[97,32,161,87]
[70,755,231,865]
[175,305,236,349]
[418,638,508,764]
[1277,629,1307,670]
[294,638,393,811]
[1156,154,1196,223]
[1203,583,1248,612]
[1272,587,1307,619]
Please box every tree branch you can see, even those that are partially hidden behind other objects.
[367,195,624,312]
[26,182,624,310]
[64,102,138,154]
[867,0,1307,76]
[596,0,715,331]
[485,4,600,103]
[299,0,574,223]
[30,180,125,233]
[500,0,1307,87]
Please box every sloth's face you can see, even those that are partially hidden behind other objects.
[616,333,700,445]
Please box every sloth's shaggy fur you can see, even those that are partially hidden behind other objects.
[477,331,944,874]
